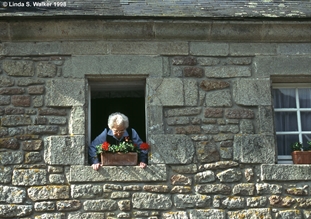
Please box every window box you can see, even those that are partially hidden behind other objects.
[291,151,311,164]
[101,152,138,166]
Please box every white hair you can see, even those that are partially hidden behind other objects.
[108,112,129,129]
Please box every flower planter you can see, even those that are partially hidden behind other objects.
[101,152,138,166]
[291,151,311,164]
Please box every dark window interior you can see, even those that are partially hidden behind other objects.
[91,90,146,142]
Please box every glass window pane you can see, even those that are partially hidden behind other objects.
[274,112,298,131]
[277,135,299,155]
[299,88,311,108]
[303,134,311,148]
[301,112,311,131]
[273,88,296,108]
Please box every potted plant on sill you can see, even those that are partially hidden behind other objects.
[291,141,311,164]
[96,137,149,166]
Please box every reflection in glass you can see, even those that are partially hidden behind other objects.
[273,88,296,108]
[277,135,299,155]
[299,88,311,108]
[275,112,298,131]
[301,112,311,131]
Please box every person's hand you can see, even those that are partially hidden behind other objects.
[139,162,147,169]
[92,163,101,170]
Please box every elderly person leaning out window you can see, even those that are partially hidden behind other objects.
[89,112,148,170]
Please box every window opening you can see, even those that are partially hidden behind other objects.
[272,84,311,164]
[88,79,146,146]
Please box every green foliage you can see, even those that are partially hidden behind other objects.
[96,141,139,154]
[291,141,311,151]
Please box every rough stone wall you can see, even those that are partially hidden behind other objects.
[0,19,311,219]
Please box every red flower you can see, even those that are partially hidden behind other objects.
[102,142,110,151]
[140,142,149,150]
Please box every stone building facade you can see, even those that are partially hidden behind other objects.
[1,1,311,218]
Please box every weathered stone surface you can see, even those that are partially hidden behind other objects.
[83,199,117,211]
[163,211,188,219]
[205,90,232,107]
[172,56,197,66]
[171,174,192,186]
[195,184,231,195]
[36,62,57,78]
[111,192,130,199]
[204,66,251,78]
[0,137,19,149]
[234,78,271,106]
[220,146,233,159]
[170,164,198,174]
[240,119,254,134]
[0,186,26,203]
[261,164,311,181]
[258,106,275,134]
[149,134,194,164]
[147,78,184,106]
[28,186,70,201]
[227,208,272,219]
[175,125,201,134]
[27,125,58,134]
[200,80,230,91]
[174,194,211,209]
[2,60,34,76]
[143,185,169,193]
[28,85,45,94]
[104,184,123,191]
[189,209,225,219]
[197,57,220,66]
[25,152,42,164]
[118,200,131,211]
[49,174,65,184]
[56,200,81,211]
[47,166,63,173]
[33,95,44,107]
[170,186,192,194]
[217,168,242,182]
[1,115,32,126]
[123,185,142,191]
[167,117,190,125]
[63,55,163,78]
[0,95,10,105]
[69,164,166,182]
[16,78,45,86]
[12,95,31,107]
[34,201,55,211]
[0,205,33,217]
[190,43,229,56]
[165,107,201,117]
[0,166,12,184]
[68,212,105,219]
[132,193,172,210]
[256,183,282,195]
[199,161,239,171]
[0,87,24,95]
[46,79,85,107]
[0,151,23,164]
[233,135,276,164]
[214,196,245,209]
[269,195,296,208]
[225,108,254,119]
[184,79,198,106]
[34,213,65,219]
[277,210,301,219]
[5,107,25,114]
[254,56,311,77]
[297,198,311,208]
[22,140,43,150]
[184,67,204,77]
[0,76,14,86]
[195,170,216,183]
[12,169,47,186]
[71,184,103,199]
[286,186,308,196]
[44,135,85,165]
[246,197,268,207]
[69,106,85,135]
[39,108,67,116]
[196,141,220,163]
[204,108,223,118]
[233,183,255,195]
[245,168,254,182]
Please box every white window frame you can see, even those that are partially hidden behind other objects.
[273,83,311,164]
